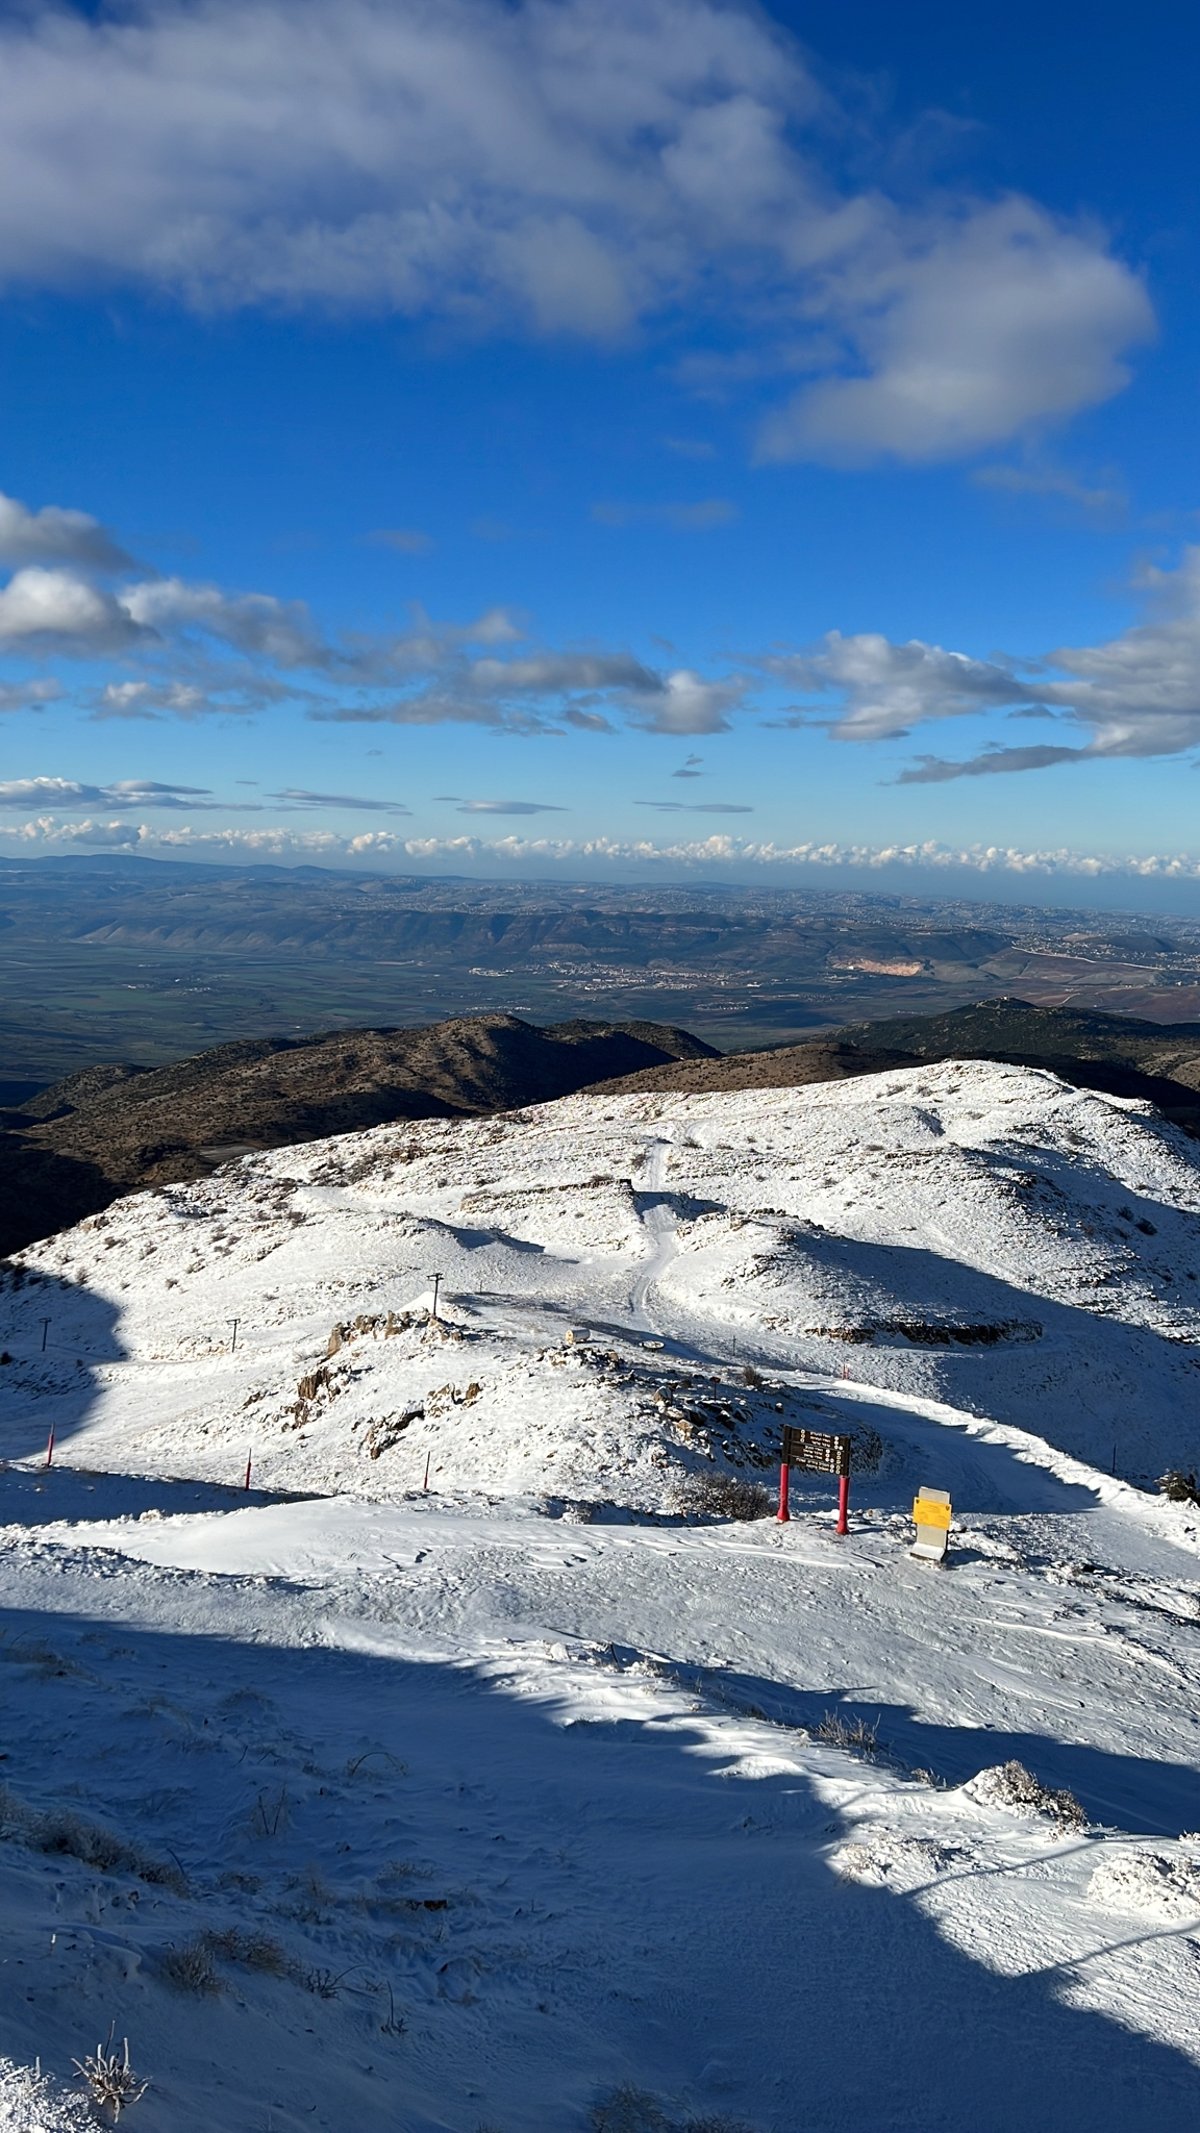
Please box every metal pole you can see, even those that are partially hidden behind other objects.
[41,1318,49,1352]
[431,1273,440,1322]
[244,1449,252,1490]
[777,1460,790,1523]
[836,1473,850,1537]
[423,1450,431,1492]
[45,1427,55,1469]
[230,1318,239,1354]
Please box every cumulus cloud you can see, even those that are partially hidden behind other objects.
[308,646,748,736]
[0,489,132,571]
[775,550,1200,776]
[758,198,1153,466]
[0,1,1151,462]
[121,578,333,668]
[15,814,1200,887]
[0,568,144,649]
[96,680,213,718]
[771,631,1036,742]
[624,670,746,736]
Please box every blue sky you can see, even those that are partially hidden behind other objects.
[2,0,1200,906]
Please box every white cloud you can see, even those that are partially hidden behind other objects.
[15,814,1200,886]
[97,680,211,718]
[624,669,747,735]
[773,631,1035,742]
[758,198,1153,465]
[121,577,331,668]
[0,567,142,648]
[0,489,131,570]
[312,644,747,735]
[0,1,1151,461]
[790,545,1200,777]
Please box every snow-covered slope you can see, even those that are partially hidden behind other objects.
[2,1060,1200,2131]
[4,1059,1200,1497]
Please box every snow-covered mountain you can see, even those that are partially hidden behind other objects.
[5,1057,1200,1496]
[2,1060,1200,2132]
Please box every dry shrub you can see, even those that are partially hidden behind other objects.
[73,2028,148,2121]
[848,1423,885,1474]
[204,1925,289,1974]
[815,1710,881,1757]
[674,1471,773,1522]
[590,2091,754,2133]
[969,1759,1088,1831]
[2,1789,187,1894]
[158,1938,220,1995]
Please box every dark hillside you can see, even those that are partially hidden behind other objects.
[595,999,1200,1135]
[0,1013,714,1257]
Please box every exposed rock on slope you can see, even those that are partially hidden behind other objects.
[0,1013,714,1257]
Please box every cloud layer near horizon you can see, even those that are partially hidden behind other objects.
[12,814,1200,887]
[0,0,1152,466]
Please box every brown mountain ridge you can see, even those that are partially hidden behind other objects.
[0,1013,715,1259]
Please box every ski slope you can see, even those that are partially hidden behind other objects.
[1,1061,1199,2130]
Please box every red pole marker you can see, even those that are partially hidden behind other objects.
[244,1449,252,1491]
[836,1473,850,1537]
[45,1427,55,1469]
[777,1459,790,1522]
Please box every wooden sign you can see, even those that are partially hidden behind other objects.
[911,1486,951,1563]
[778,1426,852,1533]
[782,1425,852,1478]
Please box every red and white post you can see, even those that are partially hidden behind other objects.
[777,1459,790,1522]
[836,1472,850,1536]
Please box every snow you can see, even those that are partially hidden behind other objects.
[1,1061,1200,2128]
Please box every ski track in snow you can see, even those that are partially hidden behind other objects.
[1,1062,1200,2128]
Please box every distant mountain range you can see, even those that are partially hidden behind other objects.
[10,852,1200,1082]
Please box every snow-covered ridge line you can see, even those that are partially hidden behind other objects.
[3,1058,1200,1502]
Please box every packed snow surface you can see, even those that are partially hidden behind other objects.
[1,1061,1200,2130]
